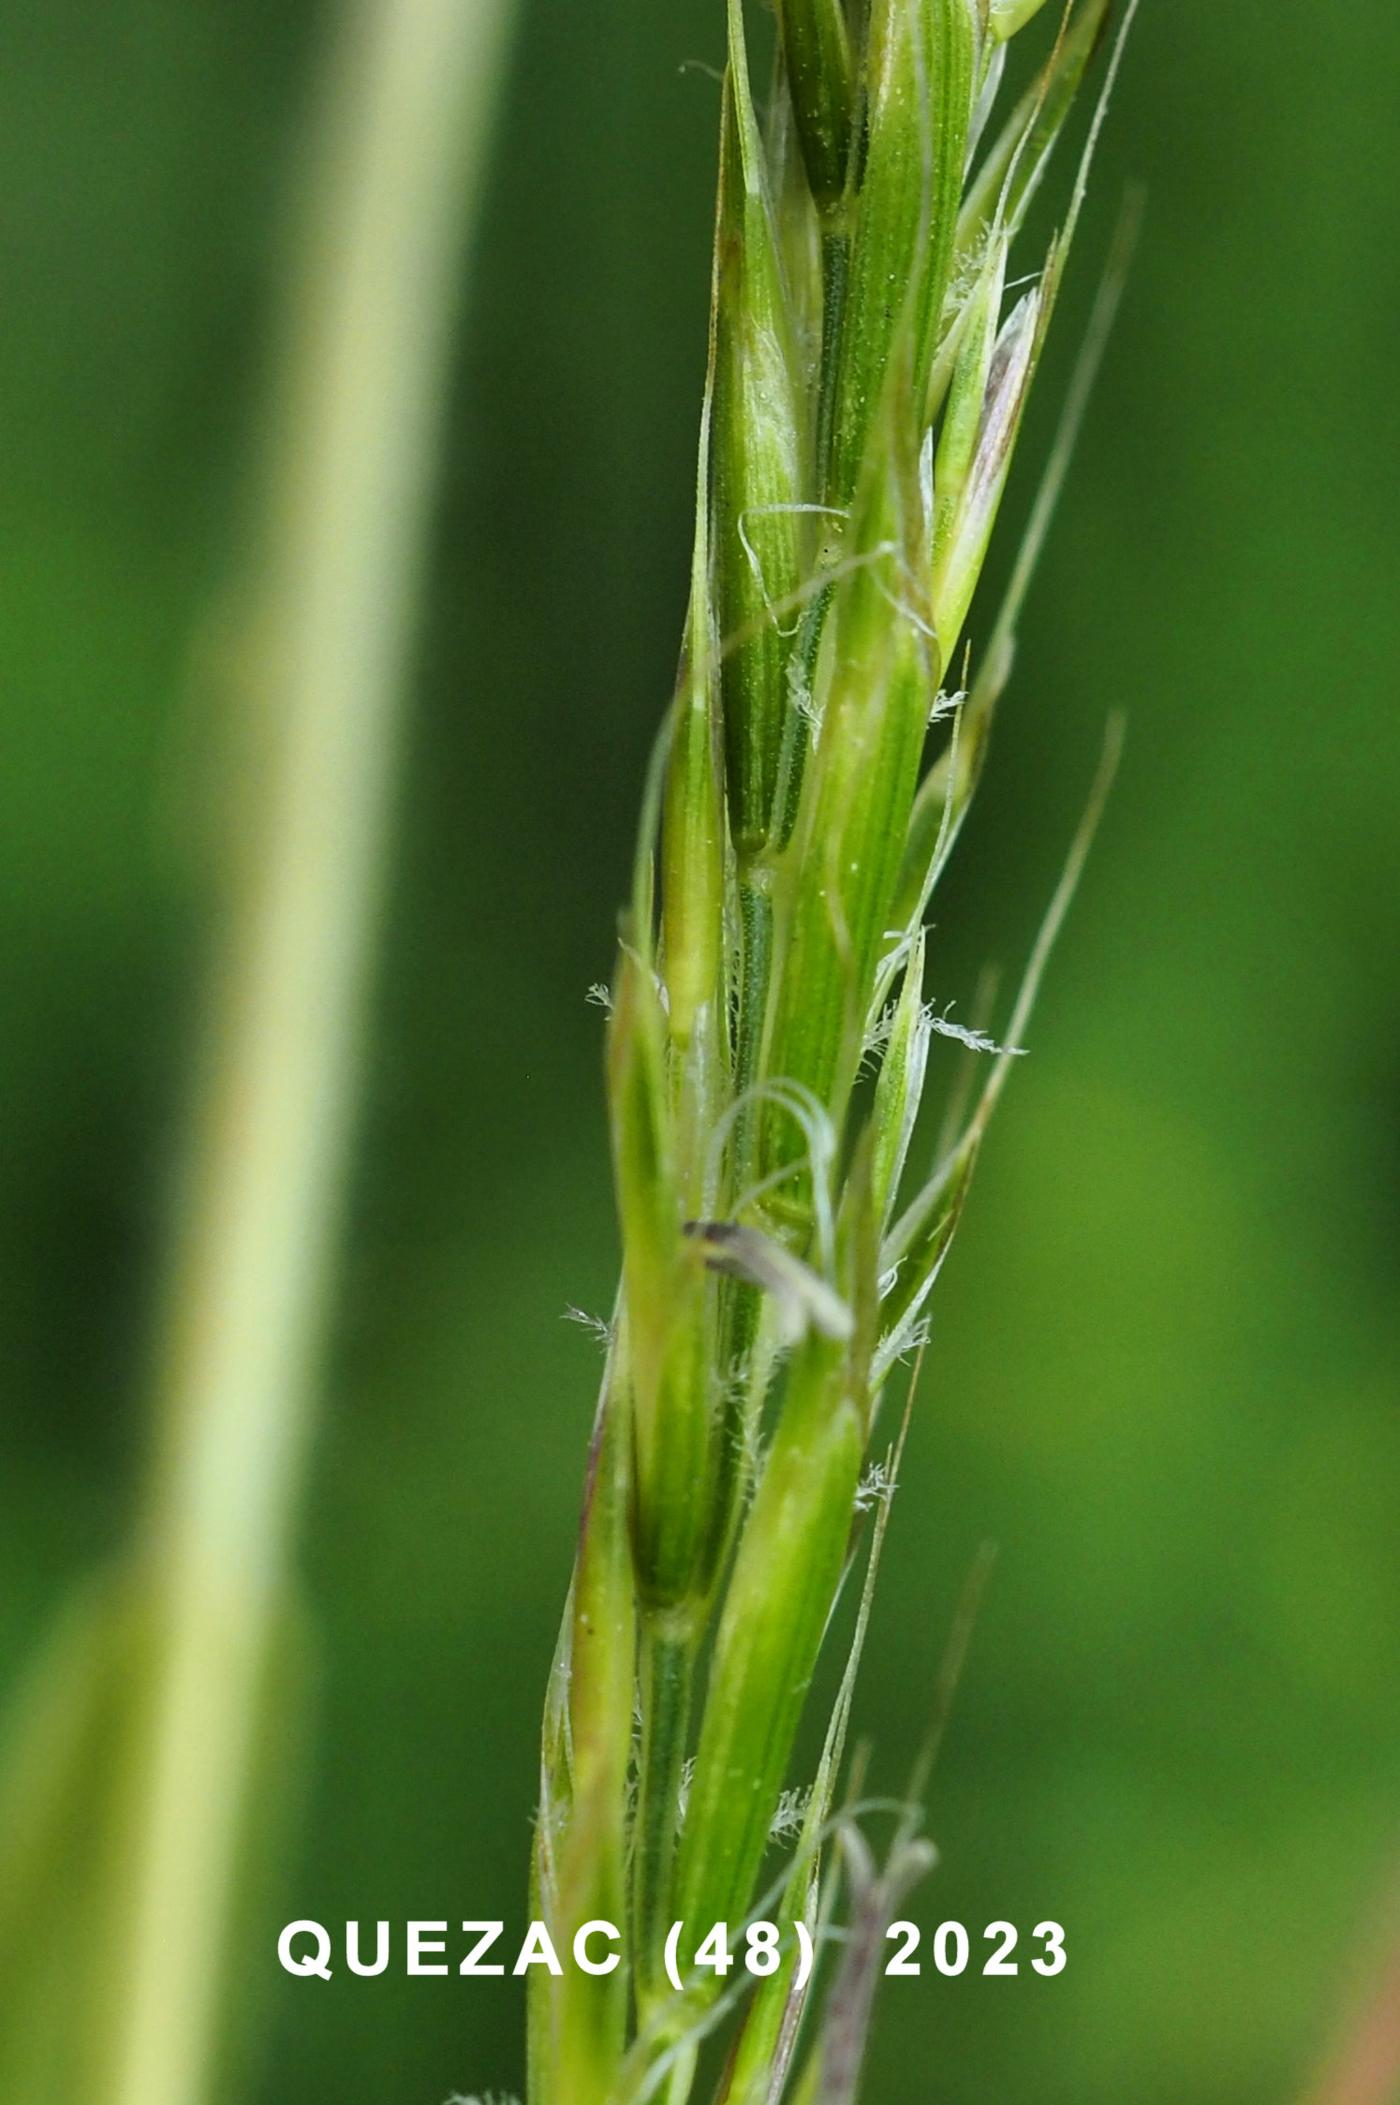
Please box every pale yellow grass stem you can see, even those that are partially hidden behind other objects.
[93,5,513,2102]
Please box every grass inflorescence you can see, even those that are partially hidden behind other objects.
[530,3,1135,2099]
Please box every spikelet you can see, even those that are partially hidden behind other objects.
[530,6,1137,2098]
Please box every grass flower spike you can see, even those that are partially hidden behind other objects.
[530,3,1135,2099]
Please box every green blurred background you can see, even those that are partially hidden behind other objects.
[3,2,1398,2100]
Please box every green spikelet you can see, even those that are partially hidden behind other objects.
[533,5,1139,2097]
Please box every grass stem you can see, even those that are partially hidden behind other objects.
[86,5,515,2101]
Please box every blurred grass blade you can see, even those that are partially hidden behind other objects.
[0,1581,121,2049]
[56,6,519,2103]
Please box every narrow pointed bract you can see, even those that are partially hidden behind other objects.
[827,0,979,511]
[773,0,855,215]
[713,2,810,863]
[533,4,1136,2097]
[931,282,1041,657]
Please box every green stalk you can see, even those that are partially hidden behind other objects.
[633,1617,700,2012]
[731,871,775,1185]
[83,6,514,2103]
[814,229,851,505]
